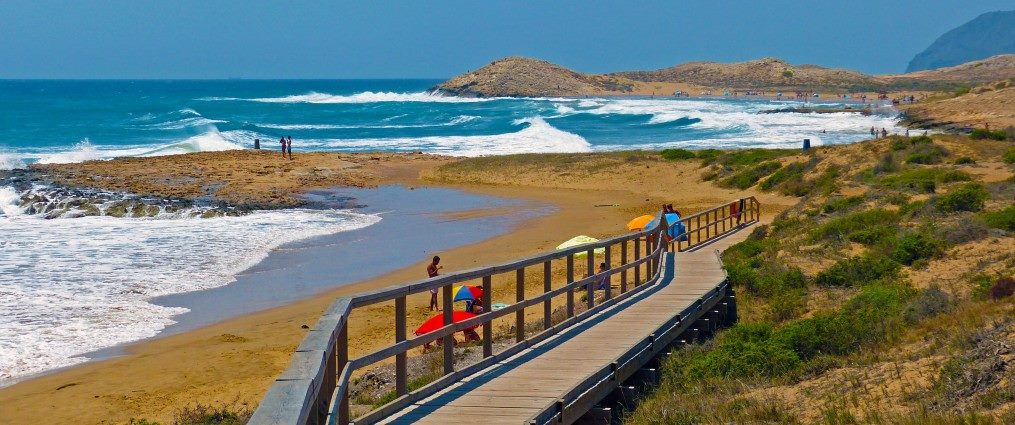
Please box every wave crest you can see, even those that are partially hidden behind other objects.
[199,91,494,104]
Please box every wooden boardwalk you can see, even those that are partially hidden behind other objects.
[380,228,751,424]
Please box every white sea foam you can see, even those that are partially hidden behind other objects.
[0,191,381,384]
[34,130,248,165]
[37,140,103,164]
[258,115,480,130]
[199,91,495,104]
[301,117,591,156]
[135,116,227,130]
[0,153,26,170]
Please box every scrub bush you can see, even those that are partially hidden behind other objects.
[814,254,900,286]
[991,278,1015,300]
[982,205,1015,231]
[904,143,949,164]
[934,183,988,212]
[660,148,696,160]
[880,167,971,193]
[759,161,807,191]
[810,209,899,242]
[1003,147,1015,164]
[890,232,943,265]
[969,128,1007,141]
[721,161,782,189]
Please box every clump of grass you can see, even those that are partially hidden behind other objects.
[758,161,807,191]
[1003,147,1015,164]
[814,255,900,286]
[821,195,864,214]
[660,148,696,161]
[873,152,901,175]
[810,209,899,242]
[721,161,782,189]
[879,167,972,193]
[904,143,949,164]
[128,402,253,425]
[969,128,1008,141]
[981,205,1015,231]
[704,149,792,167]
[889,232,943,266]
[934,183,989,213]
[903,285,951,323]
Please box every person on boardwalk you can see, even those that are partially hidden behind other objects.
[279,137,286,157]
[427,256,442,311]
[286,136,293,160]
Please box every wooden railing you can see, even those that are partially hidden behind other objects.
[249,197,759,425]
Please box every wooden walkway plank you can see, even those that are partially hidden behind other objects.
[379,227,752,424]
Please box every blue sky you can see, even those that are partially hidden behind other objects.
[1,0,1012,79]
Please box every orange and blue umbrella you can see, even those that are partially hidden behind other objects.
[626,215,655,231]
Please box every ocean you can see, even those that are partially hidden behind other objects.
[0,79,903,385]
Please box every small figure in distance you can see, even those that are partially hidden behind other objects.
[595,262,609,290]
[280,137,286,157]
[881,128,888,138]
[286,136,293,160]
[427,256,443,311]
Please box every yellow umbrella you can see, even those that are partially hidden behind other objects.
[556,235,605,257]
[626,214,655,231]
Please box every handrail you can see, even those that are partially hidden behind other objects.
[249,197,759,425]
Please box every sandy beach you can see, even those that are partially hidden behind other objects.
[0,150,798,424]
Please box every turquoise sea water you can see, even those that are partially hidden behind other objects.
[0,79,905,385]
[0,79,904,168]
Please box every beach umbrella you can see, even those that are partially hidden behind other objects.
[644,213,686,239]
[556,235,605,257]
[452,285,483,303]
[414,311,477,336]
[626,214,655,231]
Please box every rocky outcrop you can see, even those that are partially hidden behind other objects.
[614,57,880,91]
[433,57,636,97]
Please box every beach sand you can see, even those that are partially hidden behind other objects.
[0,151,798,424]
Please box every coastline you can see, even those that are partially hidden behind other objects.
[0,150,801,425]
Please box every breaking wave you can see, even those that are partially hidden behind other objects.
[199,91,495,104]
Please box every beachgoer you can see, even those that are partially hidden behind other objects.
[286,136,293,160]
[730,198,741,224]
[280,137,286,156]
[905,129,910,137]
[870,126,876,138]
[595,262,609,290]
[427,256,442,311]
[881,128,888,138]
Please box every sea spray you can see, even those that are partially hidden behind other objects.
[0,184,381,384]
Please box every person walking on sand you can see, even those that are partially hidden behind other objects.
[427,256,443,311]
[286,136,293,160]
[280,137,286,157]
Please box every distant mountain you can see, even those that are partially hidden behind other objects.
[907,11,1015,72]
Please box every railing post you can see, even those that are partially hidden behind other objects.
[482,275,493,358]
[586,249,595,310]
[566,253,575,318]
[516,268,525,343]
[604,244,612,300]
[337,321,349,425]
[634,237,641,286]
[442,283,453,374]
[620,241,628,293]
[395,295,407,396]
[543,260,552,330]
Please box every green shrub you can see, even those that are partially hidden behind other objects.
[904,143,948,164]
[782,70,794,78]
[814,255,900,286]
[953,156,975,164]
[969,128,1007,141]
[721,161,782,189]
[982,205,1015,231]
[773,283,913,359]
[660,148,696,160]
[810,209,899,242]
[873,152,900,175]
[821,195,864,214]
[909,135,933,144]
[759,161,807,191]
[695,149,722,165]
[954,86,971,96]
[684,323,801,380]
[1004,147,1015,164]
[890,232,942,265]
[847,225,897,246]
[890,138,909,151]
[880,167,971,193]
[934,183,988,212]
[711,149,791,167]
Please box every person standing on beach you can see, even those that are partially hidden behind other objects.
[280,137,286,157]
[427,256,442,311]
[286,136,293,160]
